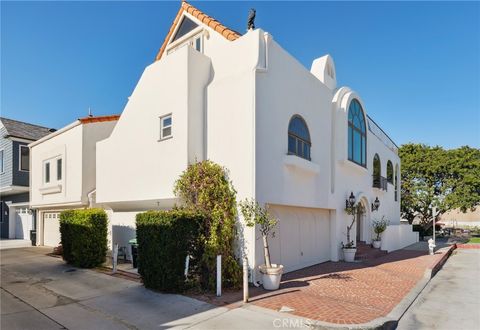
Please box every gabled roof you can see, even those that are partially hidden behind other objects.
[78,114,120,124]
[0,117,56,141]
[155,1,241,61]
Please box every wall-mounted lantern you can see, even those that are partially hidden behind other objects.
[371,197,380,212]
[345,192,356,210]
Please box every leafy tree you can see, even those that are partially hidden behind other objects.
[174,160,242,290]
[399,144,480,226]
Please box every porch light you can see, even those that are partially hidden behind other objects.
[371,197,380,212]
[346,192,356,209]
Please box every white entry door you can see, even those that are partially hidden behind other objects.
[43,212,61,247]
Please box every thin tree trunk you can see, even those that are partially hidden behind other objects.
[262,234,272,268]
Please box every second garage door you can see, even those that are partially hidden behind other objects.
[43,212,61,247]
[267,205,331,273]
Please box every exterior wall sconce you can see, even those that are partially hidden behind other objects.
[345,192,356,210]
[371,197,380,212]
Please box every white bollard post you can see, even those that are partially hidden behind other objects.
[184,255,190,278]
[216,255,222,297]
[432,206,436,248]
[243,256,249,303]
[112,244,118,273]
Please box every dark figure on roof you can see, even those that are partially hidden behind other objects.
[247,8,256,30]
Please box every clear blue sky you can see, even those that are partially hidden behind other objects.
[2,1,479,149]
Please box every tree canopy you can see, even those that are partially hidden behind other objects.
[399,144,480,226]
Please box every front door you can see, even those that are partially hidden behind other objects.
[0,202,9,238]
[356,206,362,242]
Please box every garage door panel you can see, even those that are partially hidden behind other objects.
[315,212,331,258]
[269,205,330,273]
[280,209,300,272]
[44,213,61,247]
[299,211,317,266]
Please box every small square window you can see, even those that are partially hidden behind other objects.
[160,114,172,140]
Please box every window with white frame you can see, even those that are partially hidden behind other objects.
[43,156,62,184]
[160,114,172,140]
[20,145,29,171]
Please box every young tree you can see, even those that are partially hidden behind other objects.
[399,143,480,227]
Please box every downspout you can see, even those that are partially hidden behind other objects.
[249,31,270,284]
[87,189,96,208]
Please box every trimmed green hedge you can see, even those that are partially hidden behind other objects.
[59,209,108,268]
[136,210,204,292]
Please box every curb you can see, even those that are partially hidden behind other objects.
[307,244,456,330]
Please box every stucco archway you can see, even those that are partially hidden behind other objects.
[356,195,371,243]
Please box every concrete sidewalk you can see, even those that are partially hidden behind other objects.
[190,241,455,329]
[0,239,32,250]
[1,247,305,330]
[397,248,480,330]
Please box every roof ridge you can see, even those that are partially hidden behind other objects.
[154,1,241,61]
[0,116,53,130]
[78,114,120,124]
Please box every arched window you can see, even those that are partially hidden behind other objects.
[373,154,381,177]
[387,160,393,183]
[373,154,386,190]
[348,99,367,167]
[288,115,311,160]
[394,164,399,201]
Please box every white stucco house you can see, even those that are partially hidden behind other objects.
[29,115,119,246]
[31,1,418,279]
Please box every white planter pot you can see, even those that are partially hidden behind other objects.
[372,240,381,249]
[343,248,357,262]
[259,264,284,290]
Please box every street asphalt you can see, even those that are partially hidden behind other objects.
[397,248,480,330]
[0,247,306,330]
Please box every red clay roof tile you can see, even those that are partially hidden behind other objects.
[155,1,241,61]
[78,115,120,124]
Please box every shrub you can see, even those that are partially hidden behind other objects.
[136,210,204,292]
[174,160,242,290]
[59,209,108,268]
[372,216,389,241]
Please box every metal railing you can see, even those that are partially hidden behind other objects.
[372,175,388,191]
[367,116,398,154]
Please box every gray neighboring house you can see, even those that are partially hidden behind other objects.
[0,117,55,240]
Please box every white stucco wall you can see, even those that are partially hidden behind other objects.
[96,46,211,208]
[30,121,117,209]
[91,12,407,273]
[30,124,83,208]
[82,121,118,200]
[381,224,419,252]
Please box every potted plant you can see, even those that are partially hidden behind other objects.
[343,197,364,262]
[239,199,283,290]
[372,216,389,249]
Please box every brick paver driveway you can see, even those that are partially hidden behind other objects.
[194,245,453,325]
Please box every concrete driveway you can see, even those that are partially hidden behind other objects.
[1,247,305,330]
[397,248,480,330]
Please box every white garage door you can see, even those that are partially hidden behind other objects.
[268,205,331,273]
[43,212,61,247]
